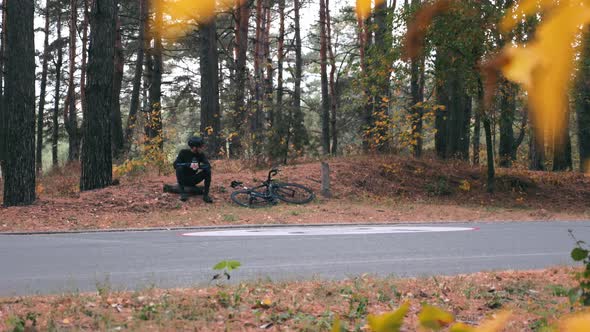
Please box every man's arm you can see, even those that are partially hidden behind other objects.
[197,153,211,169]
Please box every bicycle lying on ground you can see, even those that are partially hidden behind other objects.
[230,169,315,208]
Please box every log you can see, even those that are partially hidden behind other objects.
[163,184,204,195]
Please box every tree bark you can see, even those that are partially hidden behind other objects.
[289,0,307,160]
[326,0,338,155]
[231,0,249,157]
[65,0,81,162]
[0,1,6,170]
[263,0,273,128]
[147,0,163,150]
[111,5,125,160]
[319,0,330,155]
[52,10,64,167]
[251,0,265,157]
[36,1,51,174]
[409,0,424,158]
[529,119,545,171]
[575,30,590,172]
[473,100,481,165]
[125,0,147,151]
[3,0,36,206]
[483,116,495,192]
[200,19,221,156]
[552,107,573,171]
[498,81,516,167]
[80,0,116,191]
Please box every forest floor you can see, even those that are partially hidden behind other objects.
[1,154,589,232]
[0,267,582,331]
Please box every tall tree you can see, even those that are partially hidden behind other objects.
[552,107,573,171]
[319,0,330,155]
[528,115,545,170]
[36,0,51,174]
[290,0,307,158]
[263,0,273,128]
[575,30,590,173]
[65,0,81,162]
[326,0,338,155]
[200,18,221,156]
[125,0,147,150]
[146,0,163,150]
[52,9,64,167]
[497,82,527,167]
[408,0,425,157]
[251,0,265,157]
[3,0,36,206]
[0,1,5,173]
[111,3,125,159]
[231,0,249,157]
[80,0,116,191]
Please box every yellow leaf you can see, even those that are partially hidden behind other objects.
[500,2,590,143]
[475,311,512,332]
[500,0,557,32]
[559,312,590,332]
[367,301,409,332]
[331,316,342,332]
[418,304,454,330]
[356,0,385,20]
[449,322,475,332]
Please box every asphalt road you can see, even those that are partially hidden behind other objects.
[1,221,589,297]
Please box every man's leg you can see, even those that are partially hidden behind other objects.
[194,168,213,203]
[175,168,190,201]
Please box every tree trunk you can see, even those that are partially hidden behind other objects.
[575,30,590,173]
[319,0,330,155]
[3,0,36,206]
[251,0,265,158]
[52,11,64,167]
[434,73,448,158]
[410,56,425,158]
[65,0,80,162]
[263,0,273,129]
[231,0,249,157]
[529,121,545,171]
[36,1,51,174]
[80,0,116,191]
[372,0,391,152]
[0,1,6,170]
[483,116,495,192]
[272,0,288,160]
[290,0,307,159]
[125,0,147,151]
[111,5,125,160]
[552,108,573,171]
[147,0,163,150]
[473,100,481,165]
[498,81,516,167]
[327,0,338,155]
[409,0,424,158]
[200,19,221,156]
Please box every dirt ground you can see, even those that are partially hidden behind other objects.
[1,155,589,232]
[0,267,582,331]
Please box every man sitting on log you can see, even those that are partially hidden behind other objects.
[173,136,213,203]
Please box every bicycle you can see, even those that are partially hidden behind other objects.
[230,168,315,208]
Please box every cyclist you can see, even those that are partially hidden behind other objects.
[173,136,213,203]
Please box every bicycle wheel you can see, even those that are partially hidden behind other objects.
[272,183,315,204]
[231,190,275,208]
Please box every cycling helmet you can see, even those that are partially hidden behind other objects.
[188,136,205,148]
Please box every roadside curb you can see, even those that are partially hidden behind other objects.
[1,220,589,236]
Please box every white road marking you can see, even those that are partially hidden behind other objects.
[182,226,477,237]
